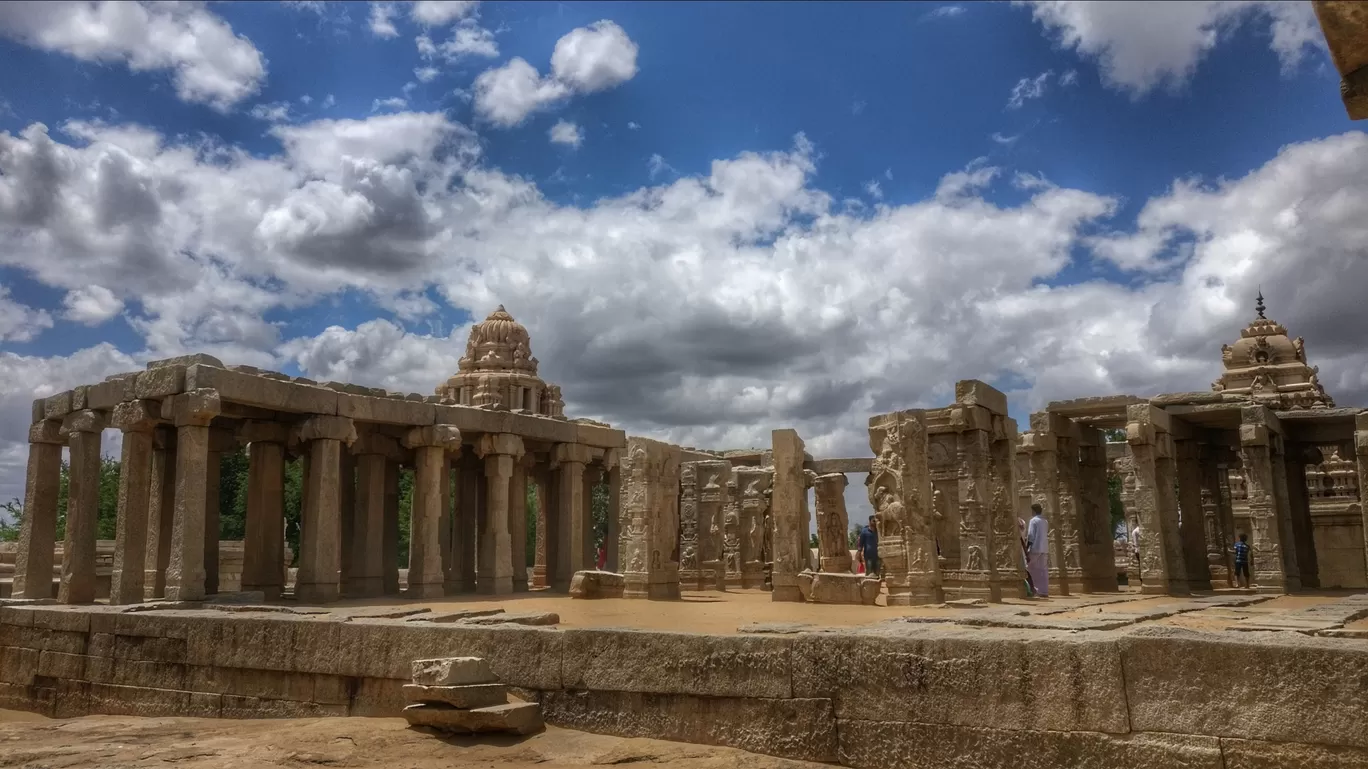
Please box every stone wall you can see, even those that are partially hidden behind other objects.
[4,604,1368,767]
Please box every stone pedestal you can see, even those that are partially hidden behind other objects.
[622,437,681,601]
[769,429,806,602]
[404,425,463,600]
[59,410,106,604]
[296,415,357,604]
[166,391,220,602]
[110,401,159,605]
[13,419,64,600]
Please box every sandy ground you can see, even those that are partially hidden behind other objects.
[0,710,827,769]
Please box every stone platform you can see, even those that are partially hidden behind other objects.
[4,591,1368,767]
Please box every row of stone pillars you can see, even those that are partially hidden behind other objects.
[14,390,621,605]
[531,444,621,589]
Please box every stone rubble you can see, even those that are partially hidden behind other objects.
[403,656,544,736]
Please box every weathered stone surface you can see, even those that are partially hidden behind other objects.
[839,720,1223,769]
[405,701,544,735]
[411,656,497,686]
[859,578,880,605]
[402,682,508,709]
[562,628,791,699]
[1122,627,1368,748]
[42,391,73,421]
[133,367,187,400]
[1220,738,1368,769]
[791,629,1129,733]
[808,572,865,604]
[338,394,436,425]
[150,354,225,370]
[408,608,506,623]
[457,611,559,626]
[541,690,836,763]
[956,379,1009,416]
[184,365,338,415]
[569,570,625,599]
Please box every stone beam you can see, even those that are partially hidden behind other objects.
[805,458,872,474]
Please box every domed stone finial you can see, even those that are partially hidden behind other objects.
[433,303,569,419]
[1255,288,1266,320]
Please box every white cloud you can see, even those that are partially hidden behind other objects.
[884,168,893,180]
[991,132,1020,145]
[1020,1,1324,97]
[0,1,266,111]
[0,284,53,342]
[322,94,337,109]
[414,66,440,83]
[1007,70,1052,109]
[249,101,293,123]
[851,100,867,116]
[283,1,326,13]
[924,5,966,19]
[472,20,638,127]
[863,180,883,200]
[548,120,584,149]
[437,20,499,59]
[410,1,479,26]
[627,121,641,130]
[61,284,124,325]
[300,94,314,106]
[371,96,409,112]
[368,1,399,38]
[647,153,675,179]
[1059,68,1079,87]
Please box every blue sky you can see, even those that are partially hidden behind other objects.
[0,1,1365,512]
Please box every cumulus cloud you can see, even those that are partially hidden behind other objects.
[0,284,53,342]
[249,101,293,122]
[1007,70,1052,109]
[473,20,637,127]
[371,96,409,112]
[368,1,400,38]
[548,120,584,148]
[1020,1,1323,97]
[0,1,266,111]
[409,0,479,26]
[61,285,124,325]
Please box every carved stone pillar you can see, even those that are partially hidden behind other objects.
[382,456,401,596]
[241,421,288,600]
[532,466,549,588]
[769,429,806,602]
[296,415,357,603]
[552,443,592,590]
[478,433,523,595]
[110,401,160,605]
[987,412,1025,599]
[56,410,106,604]
[814,472,851,573]
[1077,426,1117,592]
[510,454,532,591]
[166,390,220,602]
[605,451,621,573]
[337,446,356,595]
[944,383,1020,602]
[1126,404,1189,596]
[13,419,64,600]
[1175,438,1213,592]
[1022,416,1070,596]
[145,427,176,599]
[457,452,479,592]
[1212,451,1239,588]
[1239,405,1300,592]
[622,437,682,600]
[350,432,398,599]
[681,459,729,590]
[403,424,463,598]
[737,467,771,589]
[438,454,455,595]
[203,426,236,596]
[867,409,940,604]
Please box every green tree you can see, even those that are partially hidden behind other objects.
[218,448,249,539]
[847,522,861,549]
[397,467,413,568]
[525,480,538,567]
[283,458,303,564]
[0,498,24,542]
[1107,473,1126,533]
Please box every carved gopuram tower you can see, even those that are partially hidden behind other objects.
[435,305,566,416]
[1211,292,1335,411]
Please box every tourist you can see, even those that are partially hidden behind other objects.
[857,516,880,578]
[1130,521,1142,585]
[1233,533,1251,589]
[596,544,607,571]
[1017,514,1035,597]
[1025,503,1050,598]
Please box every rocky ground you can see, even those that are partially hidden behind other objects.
[0,710,828,769]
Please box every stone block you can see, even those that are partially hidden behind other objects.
[172,388,222,426]
[791,630,1129,734]
[133,367,187,400]
[859,578,880,605]
[1220,738,1368,769]
[298,414,356,443]
[797,571,814,601]
[27,420,62,444]
[955,379,1008,416]
[562,628,791,699]
[809,573,865,604]
[112,633,186,664]
[36,650,87,680]
[541,690,836,763]
[404,701,544,735]
[575,421,627,449]
[333,623,563,689]
[351,677,407,717]
[60,409,107,435]
[569,570,625,599]
[337,394,435,425]
[42,391,73,421]
[0,647,38,685]
[412,656,496,686]
[149,354,225,370]
[1121,627,1368,748]
[402,682,509,709]
[402,424,463,450]
[31,398,44,424]
[111,658,187,690]
[184,364,339,415]
[41,630,89,656]
[838,720,1222,769]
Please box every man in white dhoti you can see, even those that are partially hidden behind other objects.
[1026,503,1050,598]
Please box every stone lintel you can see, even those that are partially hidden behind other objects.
[1149,391,1228,407]
[1019,431,1056,453]
[551,442,594,467]
[185,364,339,415]
[111,400,163,433]
[133,366,188,401]
[1240,404,1283,435]
[949,404,994,433]
[30,398,44,424]
[478,432,525,459]
[338,393,436,425]
[60,409,108,436]
[238,420,290,445]
[43,390,73,421]
[1126,403,1172,433]
[1046,394,1145,420]
[806,457,871,474]
[299,414,357,445]
[84,373,138,410]
[601,447,620,469]
[28,420,64,445]
[402,423,462,451]
[955,379,1008,416]
[171,389,222,427]
[352,430,404,460]
[148,353,225,370]
[1028,410,1080,440]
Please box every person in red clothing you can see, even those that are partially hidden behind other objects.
[596,544,607,570]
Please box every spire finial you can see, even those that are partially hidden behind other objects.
[1255,288,1265,319]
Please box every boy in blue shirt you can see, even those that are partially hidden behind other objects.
[857,516,880,578]
[1233,533,1251,589]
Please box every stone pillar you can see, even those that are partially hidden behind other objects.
[1022,416,1070,596]
[1199,446,1235,588]
[1285,443,1321,590]
[680,459,729,590]
[1175,438,1213,591]
[337,446,356,595]
[605,452,621,573]
[947,382,1020,602]
[1077,426,1118,592]
[438,454,454,594]
[737,468,771,589]
[457,453,479,592]
[814,473,851,573]
[145,428,176,599]
[203,426,235,596]
[552,443,592,590]
[987,412,1026,599]
[1239,405,1300,592]
[382,457,401,596]
[867,409,941,604]
[55,410,106,604]
[13,419,64,600]
[241,421,288,600]
[532,466,549,588]
[350,432,398,599]
[166,390,221,602]
[403,424,463,598]
[477,433,523,595]
[295,415,357,603]
[110,401,160,605]
[622,437,682,600]
[1126,404,1189,596]
[510,454,532,591]
[769,429,806,602]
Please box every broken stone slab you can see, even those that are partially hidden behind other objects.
[402,683,509,709]
[335,606,432,621]
[148,354,224,370]
[808,572,874,605]
[404,702,543,735]
[456,611,560,626]
[738,622,817,635]
[569,570,625,599]
[412,657,497,686]
[407,608,506,623]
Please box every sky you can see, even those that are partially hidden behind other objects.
[0,0,1365,522]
